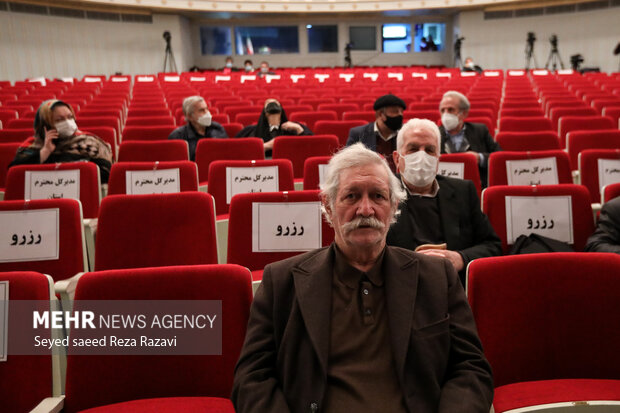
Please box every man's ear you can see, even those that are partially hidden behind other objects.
[392,151,400,169]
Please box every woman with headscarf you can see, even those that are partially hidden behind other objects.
[10,99,113,183]
[236,98,313,155]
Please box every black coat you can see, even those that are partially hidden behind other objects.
[585,196,620,254]
[387,175,502,284]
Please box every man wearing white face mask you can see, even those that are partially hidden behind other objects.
[438,91,500,188]
[387,118,502,284]
[168,96,227,161]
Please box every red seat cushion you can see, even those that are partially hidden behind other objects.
[494,379,620,413]
[80,396,234,412]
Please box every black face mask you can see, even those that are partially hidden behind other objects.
[265,102,282,115]
[384,114,403,131]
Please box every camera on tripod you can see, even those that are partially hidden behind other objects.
[527,32,536,45]
[570,54,584,71]
[549,34,558,49]
[163,31,172,45]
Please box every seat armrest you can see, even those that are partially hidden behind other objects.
[30,395,65,413]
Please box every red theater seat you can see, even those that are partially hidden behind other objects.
[94,192,218,271]
[303,155,332,190]
[579,149,620,204]
[567,129,620,171]
[117,140,189,162]
[467,253,620,413]
[4,162,102,219]
[499,116,553,133]
[314,119,366,147]
[195,138,264,185]
[227,191,335,281]
[0,199,88,281]
[62,264,252,413]
[481,184,594,253]
[494,131,561,151]
[272,135,340,178]
[107,161,198,195]
[208,159,295,216]
[121,125,175,141]
[487,150,572,187]
[0,272,59,413]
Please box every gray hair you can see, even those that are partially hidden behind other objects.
[182,96,205,119]
[442,90,470,112]
[396,118,441,155]
[319,143,406,225]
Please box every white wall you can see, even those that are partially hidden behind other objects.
[191,15,454,70]
[458,8,620,73]
[0,11,194,82]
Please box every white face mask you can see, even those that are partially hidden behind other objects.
[54,119,77,138]
[400,150,438,188]
[197,111,212,127]
[441,112,460,131]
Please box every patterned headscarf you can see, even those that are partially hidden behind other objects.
[29,99,113,165]
[33,99,76,141]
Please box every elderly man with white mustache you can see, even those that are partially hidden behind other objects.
[233,143,493,413]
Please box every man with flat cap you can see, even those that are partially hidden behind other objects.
[346,94,406,173]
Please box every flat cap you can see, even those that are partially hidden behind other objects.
[373,94,406,111]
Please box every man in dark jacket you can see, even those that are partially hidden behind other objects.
[232,142,494,413]
[167,96,227,161]
[346,94,406,173]
[438,90,500,187]
[387,118,502,285]
[585,196,620,253]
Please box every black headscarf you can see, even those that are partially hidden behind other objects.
[252,105,289,141]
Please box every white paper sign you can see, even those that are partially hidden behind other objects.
[505,157,559,186]
[484,71,501,77]
[437,162,465,179]
[226,166,279,204]
[164,76,180,82]
[137,76,155,82]
[0,209,60,262]
[125,169,181,195]
[252,201,322,252]
[505,196,573,244]
[25,170,80,200]
[0,281,7,362]
[318,164,330,187]
[411,72,428,79]
[597,159,620,194]
[314,74,330,82]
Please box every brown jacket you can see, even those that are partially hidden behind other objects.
[232,245,493,413]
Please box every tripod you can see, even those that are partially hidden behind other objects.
[453,36,464,69]
[525,42,538,70]
[163,40,178,73]
[545,41,564,71]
